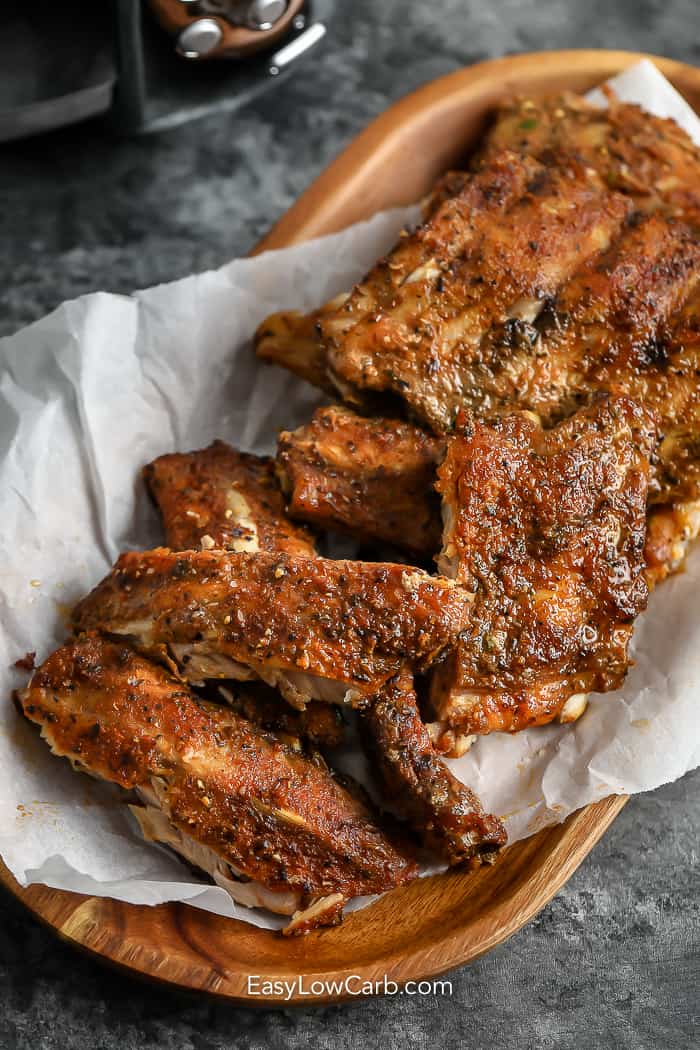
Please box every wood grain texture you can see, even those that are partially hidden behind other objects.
[2,50,698,1005]
[0,796,628,1004]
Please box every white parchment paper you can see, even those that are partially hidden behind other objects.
[1,61,698,930]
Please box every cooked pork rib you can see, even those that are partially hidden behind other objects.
[448,216,700,483]
[460,215,699,421]
[277,405,444,560]
[72,548,472,709]
[144,440,315,556]
[254,173,472,393]
[257,153,630,431]
[18,636,418,932]
[255,296,345,392]
[144,439,344,745]
[429,398,655,749]
[270,215,700,585]
[217,682,345,751]
[480,92,700,224]
[361,671,506,864]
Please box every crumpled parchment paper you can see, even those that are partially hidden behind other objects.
[1,60,698,930]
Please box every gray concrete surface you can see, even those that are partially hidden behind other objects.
[0,2,698,1047]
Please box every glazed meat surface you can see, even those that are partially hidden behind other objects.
[144,440,315,556]
[18,636,418,931]
[430,398,655,746]
[145,439,349,744]
[277,405,444,560]
[255,296,345,392]
[456,215,700,423]
[258,153,629,432]
[217,682,345,750]
[480,92,700,223]
[361,672,506,865]
[72,548,472,708]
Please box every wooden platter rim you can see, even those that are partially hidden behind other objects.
[3,47,699,1005]
[254,49,700,253]
[0,796,628,1006]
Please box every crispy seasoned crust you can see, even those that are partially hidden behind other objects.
[19,636,419,912]
[254,294,347,392]
[480,92,700,224]
[277,405,444,560]
[144,440,315,556]
[219,681,345,750]
[457,215,700,426]
[72,549,472,706]
[361,672,506,865]
[321,152,629,431]
[255,153,630,432]
[145,440,345,744]
[430,397,655,739]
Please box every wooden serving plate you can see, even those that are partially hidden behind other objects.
[2,50,699,1005]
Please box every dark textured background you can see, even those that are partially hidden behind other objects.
[1,2,699,1047]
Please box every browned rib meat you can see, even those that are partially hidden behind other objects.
[144,440,350,744]
[458,215,700,423]
[434,213,700,589]
[18,636,418,932]
[218,681,345,750]
[429,398,654,750]
[256,153,629,430]
[321,154,629,431]
[361,672,506,865]
[72,549,472,709]
[644,501,700,589]
[275,225,699,588]
[277,405,445,559]
[144,440,315,556]
[255,296,346,392]
[253,176,470,393]
[480,92,700,223]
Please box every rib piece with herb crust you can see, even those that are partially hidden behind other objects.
[217,682,345,751]
[429,397,655,752]
[72,548,472,710]
[144,439,350,747]
[479,91,700,224]
[256,152,630,432]
[18,635,419,934]
[450,214,700,425]
[277,405,445,560]
[361,671,506,865]
[143,440,315,556]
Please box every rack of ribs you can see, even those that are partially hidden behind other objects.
[17,635,419,934]
[428,397,655,753]
[142,438,505,863]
